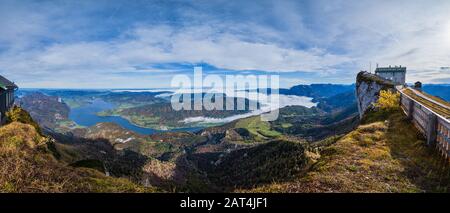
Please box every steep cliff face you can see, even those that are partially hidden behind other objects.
[356,71,395,118]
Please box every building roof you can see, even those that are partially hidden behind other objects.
[375,66,406,73]
[0,75,18,90]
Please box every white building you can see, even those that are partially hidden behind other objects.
[375,65,406,85]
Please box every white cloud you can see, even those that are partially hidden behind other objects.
[0,0,450,88]
[0,24,352,87]
[181,92,317,124]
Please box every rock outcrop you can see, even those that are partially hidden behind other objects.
[356,71,395,118]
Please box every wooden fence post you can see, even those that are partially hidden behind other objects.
[426,113,437,146]
[408,99,414,120]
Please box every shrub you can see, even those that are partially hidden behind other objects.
[374,90,400,111]
[5,106,42,135]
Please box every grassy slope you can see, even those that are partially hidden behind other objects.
[234,116,282,141]
[189,139,315,192]
[0,107,157,193]
[243,109,450,192]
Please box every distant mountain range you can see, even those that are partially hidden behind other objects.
[421,84,450,102]
[280,84,355,99]
[5,82,448,193]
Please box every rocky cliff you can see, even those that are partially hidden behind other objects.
[356,71,395,118]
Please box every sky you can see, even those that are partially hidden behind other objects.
[0,0,449,88]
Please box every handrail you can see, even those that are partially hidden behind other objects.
[397,87,449,123]
[408,88,450,111]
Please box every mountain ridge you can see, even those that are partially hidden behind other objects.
[5,81,449,193]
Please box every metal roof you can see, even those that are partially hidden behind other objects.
[375,66,406,73]
[0,75,18,90]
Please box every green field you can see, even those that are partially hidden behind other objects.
[235,116,282,140]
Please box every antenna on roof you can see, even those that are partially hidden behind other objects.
[369,61,372,73]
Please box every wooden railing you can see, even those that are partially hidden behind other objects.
[437,119,450,159]
[398,87,450,160]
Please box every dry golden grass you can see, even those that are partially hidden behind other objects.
[0,122,156,193]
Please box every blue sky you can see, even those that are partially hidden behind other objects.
[0,0,449,88]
